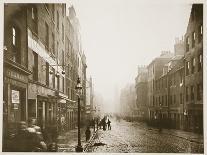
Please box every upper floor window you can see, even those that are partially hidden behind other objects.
[52,33,55,55]
[191,85,195,101]
[31,7,37,20]
[57,11,59,30]
[12,26,21,63]
[186,87,189,102]
[186,36,190,52]
[192,32,195,48]
[198,25,203,43]
[186,61,190,75]
[45,22,49,49]
[191,57,195,73]
[62,24,64,42]
[62,4,65,16]
[33,51,38,81]
[52,4,55,20]
[12,27,16,46]
[198,54,202,71]
[197,83,203,101]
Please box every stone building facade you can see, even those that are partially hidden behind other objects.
[147,51,173,122]
[183,4,203,133]
[3,3,87,148]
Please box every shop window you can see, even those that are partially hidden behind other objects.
[12,26,21,63]
[192,32,195,48]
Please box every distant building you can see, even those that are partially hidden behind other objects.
[135,66,148,121]
[120,84,136,120]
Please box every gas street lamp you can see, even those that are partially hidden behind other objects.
[75,77,83,152]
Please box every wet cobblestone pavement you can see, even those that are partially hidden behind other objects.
[86,119,204,153]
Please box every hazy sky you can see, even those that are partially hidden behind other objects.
[69,0,192,110]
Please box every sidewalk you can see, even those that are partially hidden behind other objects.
[162,128,203,144]
[57,127,97,152]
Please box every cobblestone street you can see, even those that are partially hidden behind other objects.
[86,119,204,153]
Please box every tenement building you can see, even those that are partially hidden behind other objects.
[147,51,173,123]
[183,4,203,133]
[135,66,148,121]
[3,3,87,149]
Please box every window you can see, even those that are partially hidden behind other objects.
[45,22,49,49]
[62,4,65,16]
[62,24,64,42]
[186,87,189,102]
[52,4,55,20]
[198,54,202,71]
[33,51,38,81]
[186,61,190,75]
[56,41,59,58]
[197,83,203,100]
[46,62,49,86]
[52,68,55,88]
[198,25,203,42]
[62,77,65,93]
[186,36,190,52]
[57,11,59,30]
[180,93,183,104]
[174,95,176,104]
[191,85,194,101]
[192,58,195,73]
[12,27,16,46]
[62,50,65,67]
[192,32,195,48]
[31,7,37,20]
[12,26,21,63]
[52,33,55,55]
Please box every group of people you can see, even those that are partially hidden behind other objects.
[85,117,112,142]
[9,118,57,152]
[99,117,112,131]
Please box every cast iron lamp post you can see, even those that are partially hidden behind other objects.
[75,77,83,152]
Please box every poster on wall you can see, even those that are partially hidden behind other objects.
[12,90,20,104]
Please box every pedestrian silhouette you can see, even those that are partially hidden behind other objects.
[85,126,91,141]
[107,119,111,130]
